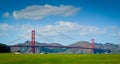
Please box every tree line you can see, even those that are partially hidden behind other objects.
[0,43,11,53]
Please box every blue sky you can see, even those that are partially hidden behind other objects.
[0,0,120,45]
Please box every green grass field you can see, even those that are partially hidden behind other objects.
[0,53,120,64]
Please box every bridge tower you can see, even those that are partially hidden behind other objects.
[31,30,35,53]
[91,38,94,54]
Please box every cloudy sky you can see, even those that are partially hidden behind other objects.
[0,0,120,45]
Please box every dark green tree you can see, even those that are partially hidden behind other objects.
[0,43,11,53]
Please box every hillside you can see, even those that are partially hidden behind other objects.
[64,41,92,54]
[10,41,120,54]
[10,41,65,53]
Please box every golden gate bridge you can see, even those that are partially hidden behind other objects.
[9,30,95,54]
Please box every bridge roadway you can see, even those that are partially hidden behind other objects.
[9,45,93,49]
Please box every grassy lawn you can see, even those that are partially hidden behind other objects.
[0,53,120,64]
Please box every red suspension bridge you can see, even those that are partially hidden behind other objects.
[9,30,95,54]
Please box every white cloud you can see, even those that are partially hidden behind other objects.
[0,32,8,36]
[2,12,10,18]
[78,25,106,36]
[0,21,107,40]
[118,32,120,35]
[0,23,13,31]
[13,4,80,20]
[13,21,106,37]
[16,24,34,32]
[112,31,120,37]
[0,23,13,36]
[109,26,120,37]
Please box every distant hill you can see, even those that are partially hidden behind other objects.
[10,41,65,53]
[95,43,120,53]
[10,41,120,54]
[64,41,92,54]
